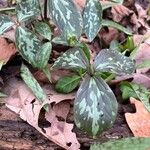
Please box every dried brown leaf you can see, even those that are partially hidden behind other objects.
[111,5,132,22]
[0,37,16,64]
[4,78,79,149]
[125,97,150,137]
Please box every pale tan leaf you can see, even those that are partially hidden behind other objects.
[4,78,79,149]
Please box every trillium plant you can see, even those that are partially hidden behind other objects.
[0,0,135,137]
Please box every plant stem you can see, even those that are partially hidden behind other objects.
[105,74,116,82]
[44,0,48,20]
[0,7,15,12]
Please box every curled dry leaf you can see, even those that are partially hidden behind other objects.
[111,4,133,22]
[0,37,17,64]
[125,97,150,137]
[4,78,79,150]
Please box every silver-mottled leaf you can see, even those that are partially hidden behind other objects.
[48,0,83,40]
[51,47,89,70]
[52,35,68,45]
[102,19,132,35]
[0,15,14,35]
[74,75,118,137]
[16,0,40,22]
[21,64,48,103]
[15,26,41,67]
[94,49,135,75]
[34,22,52,40]
[36,42,52,69]
[83,0,102,42]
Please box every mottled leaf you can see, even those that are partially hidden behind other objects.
[74,75,118,137]
[34,22,52,40]
[51,47,89,70]
[90,137,150,150]
[120,81,150,112]
[0,15,14,35]
[102,19,132,35]
[48,0,83,40]
[52,35,68,46]
[20,64,48,103]
[55,75,81,93]
[36,42,52,69]
[83,0,102,42]
[16,0,40,22]
[15,26,41,67]
[94,49,135,75]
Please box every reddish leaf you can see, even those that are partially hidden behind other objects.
[125,97,150,137]
[0,37,16,64]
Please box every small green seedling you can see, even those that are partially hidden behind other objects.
[52,45,135,137]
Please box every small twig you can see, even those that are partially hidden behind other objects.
[0,7,15,12]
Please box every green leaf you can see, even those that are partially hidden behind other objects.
[120,81,150,112]
[93,49,135,75]
[78,43,91,61]
[119,36,135,52]
[20,64,48,103]
[34,22,52,40]
[74,75,118,137]
[110,0,123,4]
[42,66,51,83]
[16,0,40,22]
[102,20,132,35]
[83,0,102,42]
[101,2,117,10]
[55,75,81,93]
[90,137,150,150]
[48,0,83,40]
[16,26,41,67]
[0,15,14,35]
[52,35,68,46]
[36,42,52,69]
[52,35,80,47]
[51,47,89,70]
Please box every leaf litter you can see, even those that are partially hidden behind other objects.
[0,0,150,149]
[3,77,79,149]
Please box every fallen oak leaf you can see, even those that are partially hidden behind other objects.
[125,97,150,137]
[4,78,79,149]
